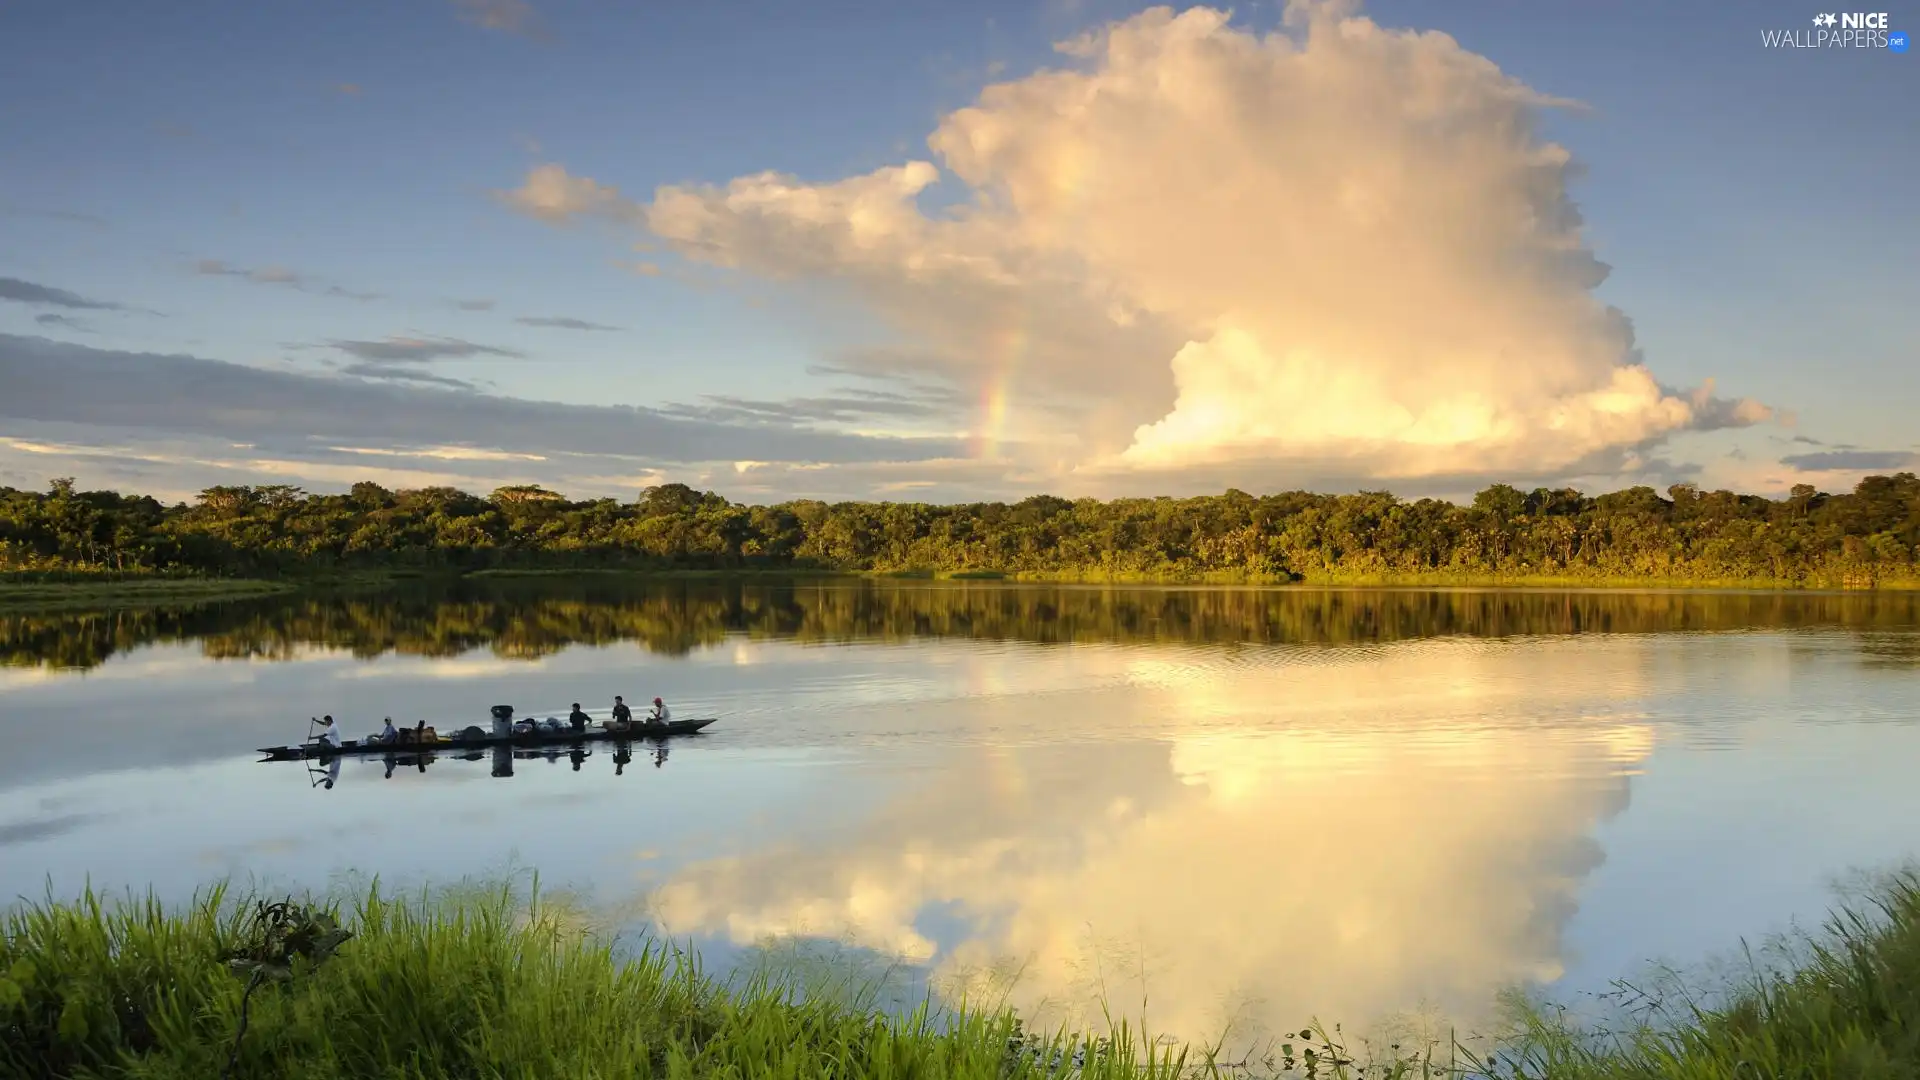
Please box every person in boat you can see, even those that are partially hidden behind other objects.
[568,702,591,733]
[610,695,633,728]
[374,717,399,744]
[313,715,343,750]
[646,697,671,727]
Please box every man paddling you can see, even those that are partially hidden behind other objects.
[313,715,343,750]
[568,702,591,733]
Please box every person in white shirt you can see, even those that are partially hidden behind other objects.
[647,697,671,725]
[314,715,343,749]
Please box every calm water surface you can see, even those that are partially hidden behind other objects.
[3,581,1918,1044]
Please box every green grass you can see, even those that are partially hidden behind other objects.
[5,870,1920,1078]
[456,563,1919,590]
[0,569,413,612]
[11,564,1920,596]
[1296,571,1920,592]
[1484,868,1920,1079]
[463,567,852,581]
[0,577,296,611]
[473,567,1020,583]
[0,878,1446,1080]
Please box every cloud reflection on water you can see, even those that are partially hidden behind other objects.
[5,585,1916,1049]
[648,637,1658,1045]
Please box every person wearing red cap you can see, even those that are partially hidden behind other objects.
[646,696,671,726]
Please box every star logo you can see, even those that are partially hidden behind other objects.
[1812,12,1837,26]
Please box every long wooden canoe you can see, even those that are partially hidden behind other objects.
[257,717,719,761]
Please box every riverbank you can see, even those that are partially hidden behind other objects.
[9,567,1918,602]
[443,566,1920,590]
[1501,868,1920,1078]
[5,871,1918,1079]
[0,576,297,611]
[4,564,1917,618]
[0,881,1192,1080]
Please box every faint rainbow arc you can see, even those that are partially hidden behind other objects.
[966,138,1097,462]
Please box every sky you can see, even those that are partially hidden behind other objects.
[0,0,1913,506]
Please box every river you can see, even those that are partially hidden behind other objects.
[3,579,1917,1048]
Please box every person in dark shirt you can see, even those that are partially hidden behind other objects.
[610,695,633,727]
[568,702,591,733]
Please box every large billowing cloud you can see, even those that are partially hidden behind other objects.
[646,635,1657,1046]
[507,1,1770,490]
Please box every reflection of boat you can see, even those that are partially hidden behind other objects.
[258,717,719,761]
[313,741,613,784]
[368,749,485,775]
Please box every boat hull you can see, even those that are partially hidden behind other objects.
[257,717,719,761]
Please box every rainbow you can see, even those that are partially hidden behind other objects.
[964,137,1102,460]
[969,321,1031,460]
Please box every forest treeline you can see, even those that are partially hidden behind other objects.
[4,473,1920,587]
[7,577,1920,671]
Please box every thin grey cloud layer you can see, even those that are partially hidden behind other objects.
[0,203,109,228]
[336,363,482,390]
[34,313,93,332]
[322,335,527,392]
[514,316,622,332]
[0,335,962,466]
[0,277,124,311]
[450,0,544,37]
[1780,450,1919,471]
[664,388,964,427]
[327,336,524,363]
[194,259,382,301]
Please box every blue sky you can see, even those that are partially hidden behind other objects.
[0,0,1912,503]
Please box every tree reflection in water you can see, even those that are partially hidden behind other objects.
[9,578,1920,672]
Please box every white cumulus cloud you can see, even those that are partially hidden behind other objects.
[499,164,637,224]
[507,1,1771,490]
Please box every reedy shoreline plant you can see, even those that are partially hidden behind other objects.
[3,868,1918,1079]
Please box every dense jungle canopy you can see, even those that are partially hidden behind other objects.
[3,474,1918,587]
